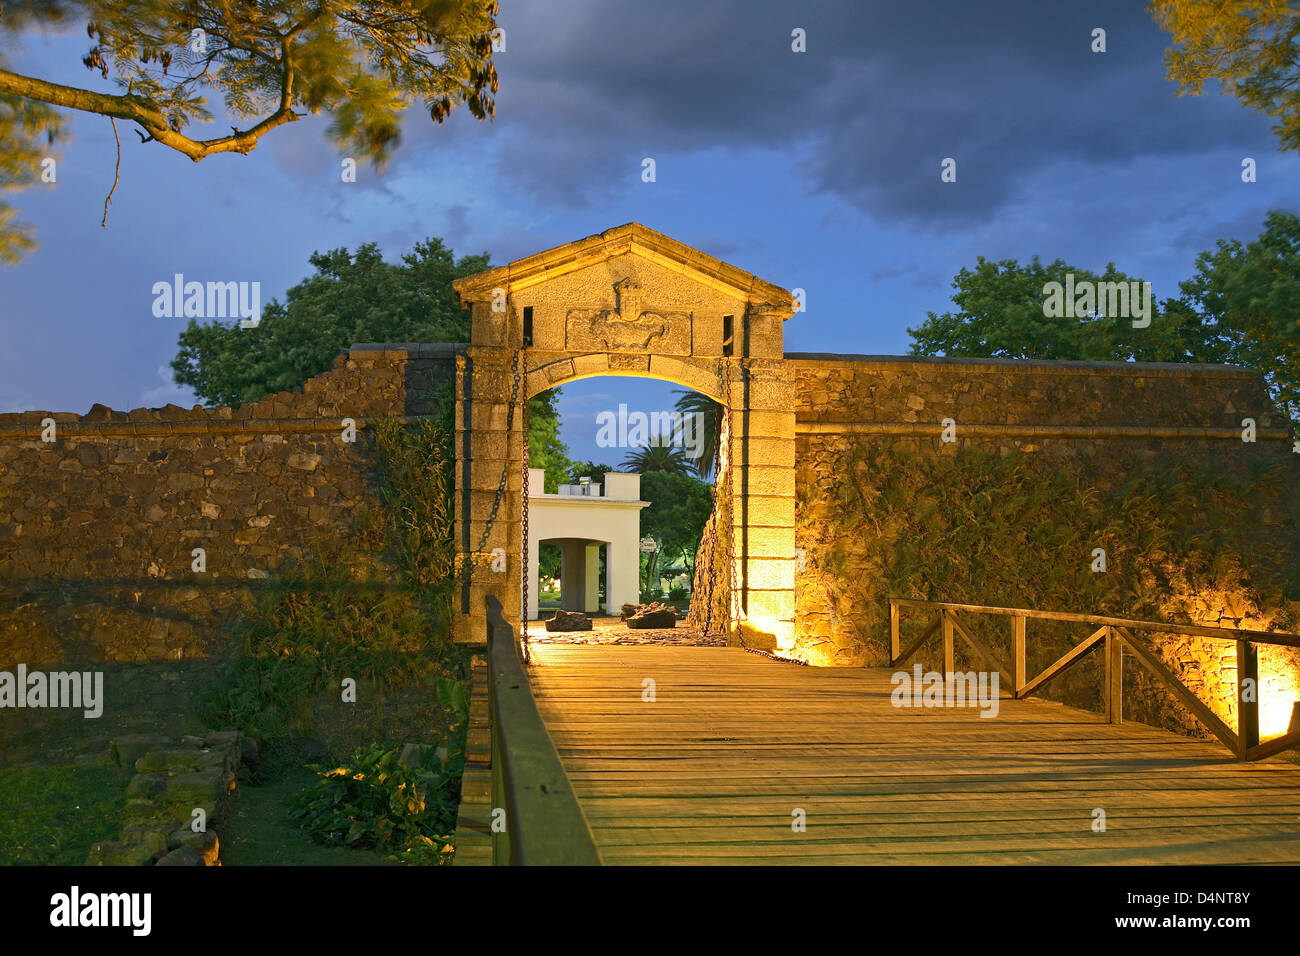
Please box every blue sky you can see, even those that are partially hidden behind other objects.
[1,0,1297,466]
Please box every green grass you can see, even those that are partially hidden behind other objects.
[0,763,132,865]
[221,766,396,866]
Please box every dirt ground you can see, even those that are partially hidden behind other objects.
[526,615,726,647]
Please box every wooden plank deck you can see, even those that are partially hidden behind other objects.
[452,660,493,866]
[526,644,1300,865]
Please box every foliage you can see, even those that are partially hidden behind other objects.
[371,413,458,602]
[528,388,573,493]
[217,765,397,866]
[806,440,1300,714]
[672,389,723,480]
[288,740,463,865]
[826,442,1297,616]
[909,212,1300,429]
[907,256,1209,362]
[537,541,561,582]
[1152,0,1300,154]
[639,470,714,577]
[568,460,613,486]
[0,1,499,258]
[197,394,466,740]
[0,763,131,865]
[1176,209,1300,427]
[621,440,691,475]
[0,93,63,264]
[171,238,487,407]
[169,234,569,463]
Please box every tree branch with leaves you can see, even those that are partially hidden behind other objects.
[0,0,499,257]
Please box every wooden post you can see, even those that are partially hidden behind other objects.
[942,610,955,679]
[1104,626,1122,724]
[1237,639,1259,759]
[890,601,900,666]
[1012,615,1026,697]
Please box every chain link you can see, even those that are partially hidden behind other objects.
[520,350,531,664]
[464,349,522,612]
[723,357,745,650]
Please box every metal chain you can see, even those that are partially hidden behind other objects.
[722,357,746,650]
[520,350,531,664]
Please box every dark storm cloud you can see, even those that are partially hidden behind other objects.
[468,0,1276,226]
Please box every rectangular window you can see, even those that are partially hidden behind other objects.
[722,314,734,356]
[523,306,534,347]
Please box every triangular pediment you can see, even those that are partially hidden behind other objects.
[452,223,794,319]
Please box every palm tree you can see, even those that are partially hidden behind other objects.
[621,440,690,474]
[672,389,723,481]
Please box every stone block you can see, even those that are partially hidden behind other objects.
[163,769,225,808]
[134,747,205,773]
[126,773,168,799]
[111,735,171,767]
[155,846,205,866]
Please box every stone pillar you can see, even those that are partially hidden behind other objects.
[584,543,601,612]
[609,535,642,614]
[723,358,797,650]
[560,541,582,612]
[606,545,616,615]
[453,339,525,644]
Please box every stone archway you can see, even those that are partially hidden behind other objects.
[449,223,797,649]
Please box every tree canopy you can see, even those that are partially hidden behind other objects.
[672,389,722,481]
[0,0,499,259]
[906,257,1208,362]
[527,389,571,494]
[908,211,1300,429]
[1153,0,1300,155]
[169,234,573,472]
[638,470,713,578]
[1177,209,1300,426]
[567,461,613,487]
[171,237,487,406]
[621,439,691,475]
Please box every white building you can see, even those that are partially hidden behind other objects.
[525,469,649,620]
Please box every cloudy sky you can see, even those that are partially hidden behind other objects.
[1,0,1297,465]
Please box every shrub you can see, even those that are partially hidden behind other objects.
[288,676,469,865]
[288,742,462,865]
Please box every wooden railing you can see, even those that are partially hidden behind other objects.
[889,598,1300,762]
[485,595,602,864]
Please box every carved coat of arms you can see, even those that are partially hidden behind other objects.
[567,278,691,353]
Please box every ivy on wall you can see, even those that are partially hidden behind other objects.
[198,387,467,742]
[797,440,1300,730]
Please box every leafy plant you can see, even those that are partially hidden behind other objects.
[436,675,470,734]
[289,742,464,865]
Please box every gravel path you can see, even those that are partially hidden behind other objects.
[527,615,726,647]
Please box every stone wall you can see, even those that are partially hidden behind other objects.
[789,353,1300,739]
[4,340,1297,751]
[85,730,254,866]
[0,344,458,757]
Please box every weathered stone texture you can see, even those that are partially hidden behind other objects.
[0,346,457,750]
[790,354,1300,740]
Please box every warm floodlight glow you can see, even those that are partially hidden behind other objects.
[1258,645,1300,739]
